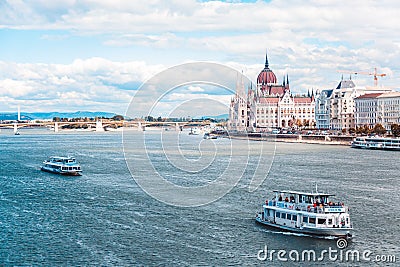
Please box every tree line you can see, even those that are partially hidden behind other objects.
[52,115,124,122]
[347,123,400,137]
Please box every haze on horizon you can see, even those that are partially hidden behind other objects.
[1,0,400,117]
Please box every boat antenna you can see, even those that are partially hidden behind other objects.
[315,182,318,193]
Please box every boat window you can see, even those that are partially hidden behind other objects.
[292,215,297,221]
[281,213,286,219]
[317,218,326,225]
[287,214,291,220]
[346,218,349,224]
[276,212,280,218]
[303,216,308,223]
[328,218,333,225]
[309,217,316,224]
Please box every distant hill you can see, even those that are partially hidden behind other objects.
[0,114,33,121]
[193,113,229,120]
[0,111,118,120]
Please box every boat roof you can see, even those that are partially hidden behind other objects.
[273,190,335,197]
[365,137,400,141]
[49,156,76,160]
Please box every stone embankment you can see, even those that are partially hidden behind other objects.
[228,133,354,146]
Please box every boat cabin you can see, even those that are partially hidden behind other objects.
[266,190,346,214]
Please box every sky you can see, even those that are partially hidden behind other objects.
[1,0,400,117]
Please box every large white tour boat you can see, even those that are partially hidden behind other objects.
[351,137,400,150]
[255,190,353,238]
[41,156,82,176]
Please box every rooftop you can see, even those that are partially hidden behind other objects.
[355,93,384,99]
[377,91,400,98]
[356,91,400,99]
[273,190,335,197]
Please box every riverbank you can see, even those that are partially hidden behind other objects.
[227,133,353,146]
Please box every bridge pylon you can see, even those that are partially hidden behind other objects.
[96,120,104,132]
[138,121,145,131]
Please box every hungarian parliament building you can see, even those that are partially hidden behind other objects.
[229,52,400,132]
[228,53,316,132]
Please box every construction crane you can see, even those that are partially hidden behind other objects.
[337,68,386,87]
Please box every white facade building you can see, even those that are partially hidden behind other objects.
[315,77,393,130]
[228,74,248,132]
[355,92,400,130]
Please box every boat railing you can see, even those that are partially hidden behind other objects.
[266,200,347,214]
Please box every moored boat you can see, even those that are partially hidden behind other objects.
[351,137,400,150]
[255,189,352,238]
[41,156,82,176]
[203,132,217,139]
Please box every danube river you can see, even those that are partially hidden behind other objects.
[0,129,398,266]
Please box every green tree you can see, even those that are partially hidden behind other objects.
[112,115,124,121]
[145,116,154,122]
[356,125,370,135]
[372,123,386,135]
[296,119,303,129]
[391,124,400,137]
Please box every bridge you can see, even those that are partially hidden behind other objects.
[0,120,217,134]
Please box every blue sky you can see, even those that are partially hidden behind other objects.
[1,0,400,116]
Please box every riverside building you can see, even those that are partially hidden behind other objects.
[355,92,400,131]
[315,77,393,130]
[229,53,315,132]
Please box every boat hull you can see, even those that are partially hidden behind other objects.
[352,144,400,150]
[255,215,352,238]
[41,166,82,176]
[351,137,400,151]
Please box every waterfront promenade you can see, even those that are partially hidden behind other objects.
[228,133,354,146]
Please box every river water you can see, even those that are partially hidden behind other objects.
[0,129,398,266]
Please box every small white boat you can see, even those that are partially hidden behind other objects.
[255,189,353,238]
[203,132,217,139]
[351,137,400,150]
[41,156,82,176]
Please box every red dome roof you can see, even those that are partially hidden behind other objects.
[257,52,277,85]
[257,68,277,84]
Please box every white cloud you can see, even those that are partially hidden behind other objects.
[0,58,165,113]
[187,86,205,93]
